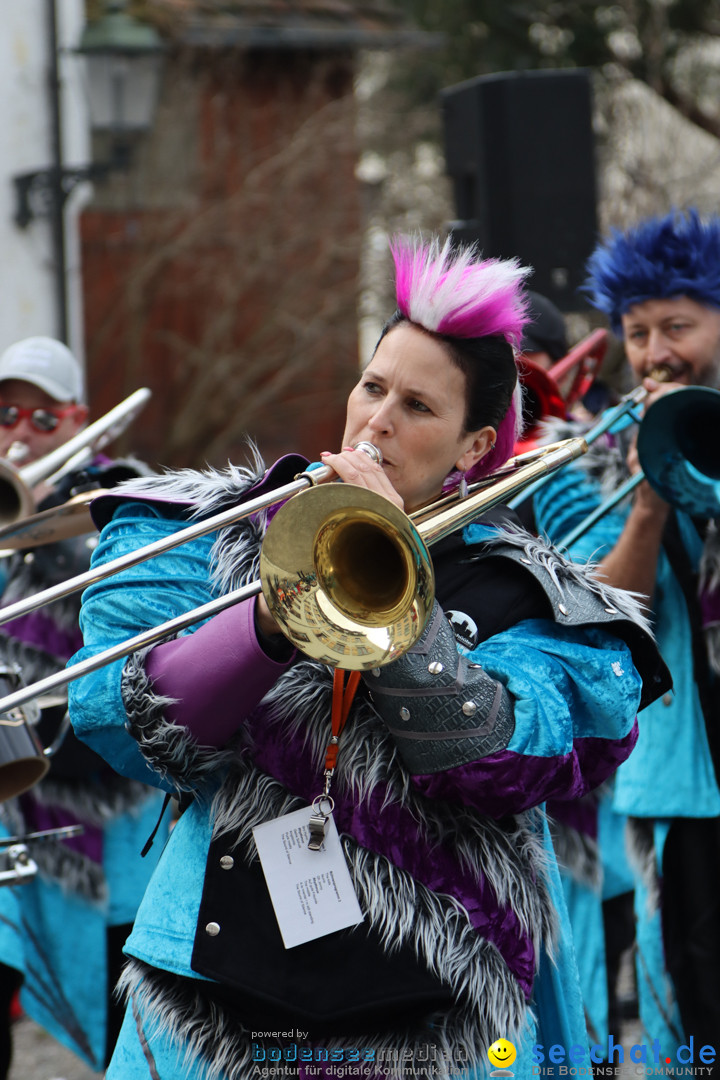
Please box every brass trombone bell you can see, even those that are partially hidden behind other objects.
[259,438,588,669]
[261,485,434,668]
[0,459,34,524]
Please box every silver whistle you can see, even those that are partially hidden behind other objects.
[307,794,334,852]
[307,811,328,851]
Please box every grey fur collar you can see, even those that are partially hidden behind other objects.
[110,443,266,513]
[27,838,107,904]
[32,773,155,827]
[1,771,156,903]
[111,447,269,598]
[0,634,66,687]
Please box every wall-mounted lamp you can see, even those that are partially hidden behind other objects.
[13,0,165,230]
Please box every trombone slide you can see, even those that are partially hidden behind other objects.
[508,385,647,511]
[0,436,589,715]
[558,472,644,551]
[0,827,83,887]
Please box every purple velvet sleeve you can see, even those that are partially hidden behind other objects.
[144,596,295,747]
[411,721,638,819]
[546,792,599,840]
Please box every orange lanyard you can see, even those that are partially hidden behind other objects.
[308,668,360,851]
[326,668,361,772]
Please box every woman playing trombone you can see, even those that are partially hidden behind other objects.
[68,236,667,1079]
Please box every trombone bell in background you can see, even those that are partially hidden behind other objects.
[637,386,720,518]
[0,666,48,801]
[557,384,720,552]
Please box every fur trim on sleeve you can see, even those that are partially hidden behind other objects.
[121,648,236,794]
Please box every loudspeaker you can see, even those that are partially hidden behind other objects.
[440,69,598,311]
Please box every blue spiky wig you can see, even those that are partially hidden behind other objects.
[584,209,720,336]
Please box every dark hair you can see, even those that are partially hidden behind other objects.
[375,312,517,434]
[520,291,568,361]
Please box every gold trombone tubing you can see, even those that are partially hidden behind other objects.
[506,384,649,512]
[411,440,579,523]
[0,436,587,714]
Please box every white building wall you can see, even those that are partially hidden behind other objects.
[0,0,90,365]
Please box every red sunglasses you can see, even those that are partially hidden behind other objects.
[0,404,78,433]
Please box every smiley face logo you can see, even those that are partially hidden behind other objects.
[488,1039,517,1071]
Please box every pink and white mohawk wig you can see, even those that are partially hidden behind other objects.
[390,235,532,481]
[391,234,531,347]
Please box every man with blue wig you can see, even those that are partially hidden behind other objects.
[534,209,720,1052]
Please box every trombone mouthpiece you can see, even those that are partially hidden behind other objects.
[5,443,29,466]
[353,442,383,465]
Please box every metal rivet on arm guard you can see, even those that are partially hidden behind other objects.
[362,602,515,774]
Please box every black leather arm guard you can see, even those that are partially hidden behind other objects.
[362,603,515,774]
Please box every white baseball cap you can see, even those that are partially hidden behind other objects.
[0,337,85,403]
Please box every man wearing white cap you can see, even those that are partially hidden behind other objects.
[0,337,88,469]
[0,337,166,1077]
